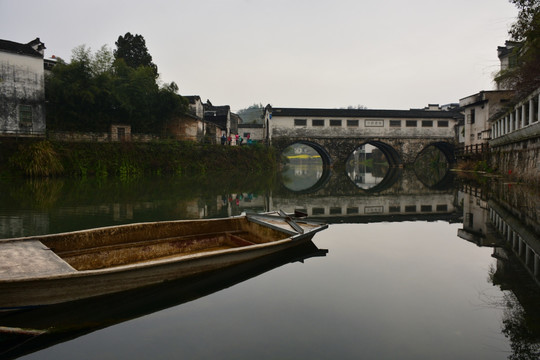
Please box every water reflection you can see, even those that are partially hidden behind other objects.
[0,171,540,359]
[345,144,389,189]
[281,144,324,192]
[413,146,451,188]
[0,242,327,360]
[458,183,540,359]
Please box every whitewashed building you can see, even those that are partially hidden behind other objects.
[0,38,46,136]
[263,104,461,141]
[458,90,514,149]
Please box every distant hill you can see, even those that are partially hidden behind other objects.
[237,104,264,124]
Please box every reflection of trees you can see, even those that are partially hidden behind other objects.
[6,178,65,210]
[501,293,540,360]
[413,146,449,187]
[490,248,540,360]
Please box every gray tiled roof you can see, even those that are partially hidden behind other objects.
[269,107,462,119]
[0,38,44,58]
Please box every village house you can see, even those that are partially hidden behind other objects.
[458,90,514,151]
[164,96,225,143]
[238,123,264,143]
[203,100,232,142]
[0,38,47,137]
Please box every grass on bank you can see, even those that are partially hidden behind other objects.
[3,140,278,179]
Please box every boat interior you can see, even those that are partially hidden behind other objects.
[37,217,290,271]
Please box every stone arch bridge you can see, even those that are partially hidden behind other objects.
[272,136,456,167]
[264,106,461,167]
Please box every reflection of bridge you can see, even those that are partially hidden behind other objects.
[270,192,458,224]
[279,167,453,197]
[264,106,462,166]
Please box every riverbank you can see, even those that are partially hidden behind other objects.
[0,139,278,179]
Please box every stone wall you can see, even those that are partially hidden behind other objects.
[490,139,540,182]
[489,122,540,183]
[48,131,160,143]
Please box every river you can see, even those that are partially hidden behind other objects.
[0,163,539,360]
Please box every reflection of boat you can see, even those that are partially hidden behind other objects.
[0,212,327,311]
[0,241,328,360]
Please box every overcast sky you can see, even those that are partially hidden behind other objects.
[1,0,517,112]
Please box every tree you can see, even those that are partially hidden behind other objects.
[46,41,187,134]
[509,0,540,42]
[114,32,158,77]
[495,1,540,96]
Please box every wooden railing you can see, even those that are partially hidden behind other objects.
[455,143,489,157]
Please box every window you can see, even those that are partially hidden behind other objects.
[19,105,33,127]
[330,119,342,127]
[312,207,325,215]
[477,132,482,140]
[437,120,448,127]
[294,119,307,126]
[436,204,448,211]
[389,206,401,213]
[406,120,417,127]
[421,205,432,212]
[347,119,359,127]
[330,207,342,215]
[422,120,433,127]
[467,109,475,124]
[389,120,401,127]
[312,119,325,127]
[405,205,416,212]
[347,207,359,214]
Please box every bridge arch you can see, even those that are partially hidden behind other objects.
[360,140,402,167]
[281,140,333,166]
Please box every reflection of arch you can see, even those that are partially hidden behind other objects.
[364,140,402,166]
[282,140,332,167]
[421,169,454,190]
[413,142,455,190]
[422,141,456,164]
[280,166,332,194]
[355,167,402,194]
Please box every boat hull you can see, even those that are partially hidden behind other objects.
[0,214,326,309]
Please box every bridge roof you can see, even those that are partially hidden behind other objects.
[269,107,463,120]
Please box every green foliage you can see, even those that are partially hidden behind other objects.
[495,1,540,95]
[46,35,187,134]
[114,32,158,77]
[9,141,64,177]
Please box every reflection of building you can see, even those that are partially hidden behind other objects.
[346,144,386,189]
[457,186,500,247]
[490,200,540,286]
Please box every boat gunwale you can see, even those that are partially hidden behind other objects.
[0,214,248,245]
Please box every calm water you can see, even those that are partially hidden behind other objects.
[1,165,539,360]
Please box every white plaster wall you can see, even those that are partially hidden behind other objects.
[0,51,45,133]
[268,115,456,139]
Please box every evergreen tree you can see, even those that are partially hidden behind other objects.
[114,32,158,77]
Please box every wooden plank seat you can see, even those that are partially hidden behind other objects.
[54,230,260,271]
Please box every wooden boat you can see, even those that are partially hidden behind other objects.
[0,241,327,360]
[0,211,327,311]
